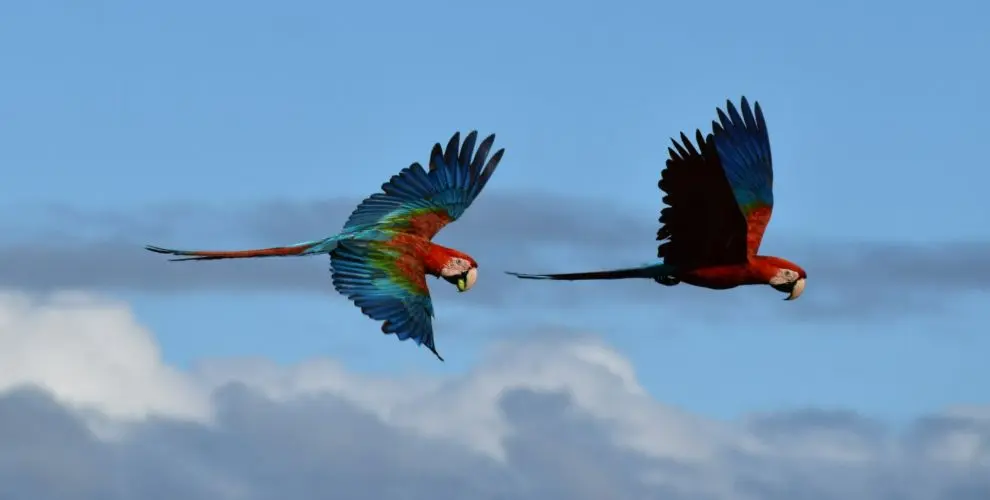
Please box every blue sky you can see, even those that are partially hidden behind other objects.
[1,0,988,424]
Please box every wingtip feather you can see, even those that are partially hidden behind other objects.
[428,345,445,362]
[459,131,479,167]
[444,132,461,165]
[485,148,505,171]
[429,143,445,171]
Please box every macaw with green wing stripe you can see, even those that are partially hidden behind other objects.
[507,97,808,300]
[146,131,504,361]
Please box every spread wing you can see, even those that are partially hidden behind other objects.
[656,128,749,268]
[330,239,443,361]
[341,131,504,240]
[711,97,775,256]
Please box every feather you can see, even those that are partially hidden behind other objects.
[144,237,341,261]
[330,239,443,361]
[505,262,674,282]
[711,97,775,254]
[341,130,504,240]
[653,97,776,268]
[656,128,749,268]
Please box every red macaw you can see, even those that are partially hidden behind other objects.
[146,131,504,361]
[507,97,807,300]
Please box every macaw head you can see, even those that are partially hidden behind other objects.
[440,254,478,293]
[766,259,807,301]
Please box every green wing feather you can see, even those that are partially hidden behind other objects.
[330,239,442,360]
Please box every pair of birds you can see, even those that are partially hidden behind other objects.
[147,96,807,361]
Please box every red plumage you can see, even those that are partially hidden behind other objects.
[508,97,807,301]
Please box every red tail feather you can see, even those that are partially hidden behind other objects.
[145,244,313,261]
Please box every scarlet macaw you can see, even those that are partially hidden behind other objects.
[507,97,807,300]
[146,131,504,361]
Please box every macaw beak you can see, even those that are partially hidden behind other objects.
[784,278,806,301]
[455,267,478,292]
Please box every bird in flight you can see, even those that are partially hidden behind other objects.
[507,97,806,300]
[147,131,504,361]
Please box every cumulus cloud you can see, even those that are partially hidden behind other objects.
[0,291,208,421]
[0,290,987,500]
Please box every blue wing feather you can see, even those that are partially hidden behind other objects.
[711,97,774,214]
[341,131,504,237]
[329,240,442,360]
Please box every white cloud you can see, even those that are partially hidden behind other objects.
[0,290,209,422]
[0,289,987,500]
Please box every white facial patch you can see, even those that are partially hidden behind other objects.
[769,268,798,286]
[441,257,473,278]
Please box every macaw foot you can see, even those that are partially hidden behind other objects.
[654,276,680,286]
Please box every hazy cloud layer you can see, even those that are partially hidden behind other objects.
[6,192,646,250]
[1,197,988,317]
[0,290,988,500]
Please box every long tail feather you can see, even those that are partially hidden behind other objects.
[144,237,338,262]
[505,262,673,281]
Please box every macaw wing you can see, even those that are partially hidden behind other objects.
[341,131,504,240]
[711,97,775,256]
[656,128,750,268]
[330,239,442,361]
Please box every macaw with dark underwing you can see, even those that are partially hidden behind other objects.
[146,131,504,361]
[507,97,807,300]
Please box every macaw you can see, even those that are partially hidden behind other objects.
[146,131,504,361]
[507,97,807,300]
